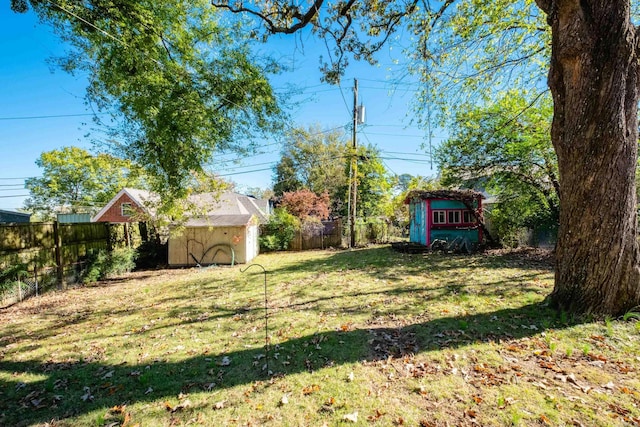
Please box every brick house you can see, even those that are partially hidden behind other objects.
[91,188,156,223]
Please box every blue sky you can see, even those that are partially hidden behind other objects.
[0,8,441,211]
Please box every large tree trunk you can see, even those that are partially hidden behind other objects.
[538,0,640,315]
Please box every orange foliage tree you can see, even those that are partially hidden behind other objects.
[279,189,330,221]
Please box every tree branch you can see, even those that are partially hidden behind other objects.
[211,0,325,34]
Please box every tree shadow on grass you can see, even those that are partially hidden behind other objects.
[266,246,553,278]
[0,301,578,426]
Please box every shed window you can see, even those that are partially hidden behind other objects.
[121,203,133,217]
[463,210,473,223]
[433,210,446,224]
[448,210,461,224]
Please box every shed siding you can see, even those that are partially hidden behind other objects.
[431,200,469,209]
[168,225,258,266]
[408,195,483,247]
[58,213,92,223]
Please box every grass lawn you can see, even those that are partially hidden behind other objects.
[1,245,639,426]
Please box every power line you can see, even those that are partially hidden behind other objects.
[381,150,431,157]
[362,131,443,139]
[0,194,30,199]
[0,177,37,180]
[217,167,274,177]
[0,113,100,121]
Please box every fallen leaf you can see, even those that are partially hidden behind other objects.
[171,399,192,413]
[220,356,231,366]
[472,395,483,404]
[280,394,289,405]
[302,384,320,395]
[110,405,126,414]
[367,409,386,422]
[342,411,358,423]
[144,387,153,395]
[540,414,552,425]
[81,387,94,402]
[213,400,226,410]
[101,370,115,380]
[347,372,355,382]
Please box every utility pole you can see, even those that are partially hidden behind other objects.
[350,79,358,248]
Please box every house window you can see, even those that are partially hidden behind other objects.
[448,210,461,224]
[463,210,473,223]
[121,203,134,217]
[433,210,446,224]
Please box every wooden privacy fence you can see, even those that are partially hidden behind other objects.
[289,220,343,251]
[0,222,148,307]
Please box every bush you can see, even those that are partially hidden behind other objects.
[355,218,388,245]
[259,208,300,251]
[259,235,281,252]
[83,247,137,284]
[133,241,167,269]
[0,263,28,293]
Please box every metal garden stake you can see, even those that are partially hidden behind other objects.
[240,263,270,375]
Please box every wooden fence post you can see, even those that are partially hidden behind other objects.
[105,222,112,252]
[53,221,64,289]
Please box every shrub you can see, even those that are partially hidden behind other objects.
[135,240,168,269]
[355,218,388,245]
[0,263,28,293]
[83,247,137,283]
[259,235,280,252]
[259,208,300,251]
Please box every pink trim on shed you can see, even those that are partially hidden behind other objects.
[425,199,431,246]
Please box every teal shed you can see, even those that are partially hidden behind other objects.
[404,189,484,248]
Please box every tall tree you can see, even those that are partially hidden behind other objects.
[211,0,640,315]
[12,0,284,205]
[437,91,559,243]
[273,125,348,213]
[352,145,394,218]
[534,0,640,314]
[24,146,144,219]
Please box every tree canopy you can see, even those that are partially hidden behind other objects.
[273,125,348,213]
[350,145,394,218]
[13,0,284,202]
[437,90,559,244]
[24,146,145,220]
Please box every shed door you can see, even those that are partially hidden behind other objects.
[410,201,427,245]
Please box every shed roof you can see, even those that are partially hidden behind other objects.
[187,192,269,224]
[183,214,254,227]
[0,209,30,218]
[404,189,484,204]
